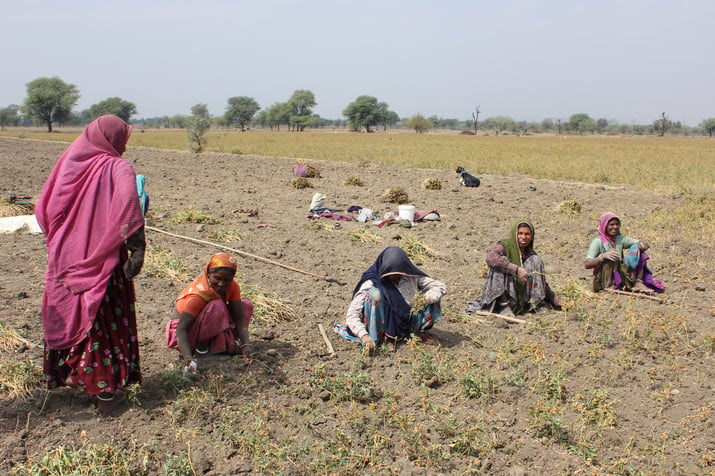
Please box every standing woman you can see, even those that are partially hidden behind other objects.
[476,219,561,316]
[36,115,146,414]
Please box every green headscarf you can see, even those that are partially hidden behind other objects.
[498,219,535,314]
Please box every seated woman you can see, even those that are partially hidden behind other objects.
[475,219,561,317]
[584,212,664,294]
[338,246,447,353]
[166,253,253,375]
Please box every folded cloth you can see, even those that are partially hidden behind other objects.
[347,205,362,213]
[414,209,440,221]
[357,208,376,222]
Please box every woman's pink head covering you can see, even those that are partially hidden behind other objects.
[598,212,620,246]
[36,115,144,349]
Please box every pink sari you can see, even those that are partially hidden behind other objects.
[36,115,144,350]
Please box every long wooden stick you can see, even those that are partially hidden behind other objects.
[317,324,336,356]
[607,289,665,303]
[469,310,527,325]
[145,225,346,285]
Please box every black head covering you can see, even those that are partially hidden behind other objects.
[352,246,427,338]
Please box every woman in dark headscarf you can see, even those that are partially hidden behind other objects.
[338,246,447,353]
[475,219,561,317]
[584,212,664,294]
[36,115,145,415]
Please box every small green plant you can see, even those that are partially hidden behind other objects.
[348,227,381,243]
[292,177,313,189]
[0,357,42,400]
[412,351,441,386]
[142,245,191,283]
[310,364,378,403]
[422,177,442,190]
[163,446,196,476]
[158,367,191,394]
[18,443,133,475]
[0,322,32,352]
[344,175,365,186]
[306,220,333,231]
[460,372,499,400]
[167,206,221,225]
[380,186,409,204]
[400,234,438,261]
[559,199,582,215]
[528,398,569,444]
[207,228,241,242]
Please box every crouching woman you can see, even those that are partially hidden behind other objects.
[338,246,447,353]
[166,253,253,374]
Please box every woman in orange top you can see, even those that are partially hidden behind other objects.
[165,253,253,376]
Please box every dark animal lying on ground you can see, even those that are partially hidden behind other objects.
[456,166,480,187]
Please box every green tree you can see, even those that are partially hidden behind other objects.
[287,90,317,131]
[86,97,137,123]
[403,114,433,134]
[225,96,260,131]
[0,104,20,131]
[191,103,210,118]
[700,118,715,137]
[568,113,595,135]
[22,76,80,132]
[342,95,389,132]
[186,104,211,153]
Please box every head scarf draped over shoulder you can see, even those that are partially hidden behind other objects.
[177,253,238,304]
[352,246,427,338]
[598,212,620,248]
[36,115,144,349]
[499,219,535,314]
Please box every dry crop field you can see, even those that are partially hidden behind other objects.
[0,130,714,475]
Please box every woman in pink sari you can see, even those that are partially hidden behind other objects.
[165,253,253,377]
[36,115,146,414]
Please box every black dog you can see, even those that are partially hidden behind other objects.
[456,166,480,187]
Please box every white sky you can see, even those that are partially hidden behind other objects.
[2,0,713,125]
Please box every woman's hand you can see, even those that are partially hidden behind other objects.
[239,343,253,361]
[360,335,376,355]
[183,359,198,379]
[517,267,530,281]
[602,249,621,262]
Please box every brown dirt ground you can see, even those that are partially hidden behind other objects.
[0,136,714,475]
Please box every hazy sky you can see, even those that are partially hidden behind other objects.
[2,1,713,126]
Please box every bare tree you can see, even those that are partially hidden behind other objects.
[471,105,480,135]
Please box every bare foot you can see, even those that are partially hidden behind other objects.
[632,282,654,294]
[418,333,441,346]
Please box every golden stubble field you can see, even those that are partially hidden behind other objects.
[0,130,714,474]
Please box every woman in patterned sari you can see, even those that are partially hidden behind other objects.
[475,219,561,317]
[36,115,145,415]
[584,212,664,294]
[338,246,447,354]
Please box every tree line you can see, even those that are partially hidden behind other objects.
[2,76,715,138]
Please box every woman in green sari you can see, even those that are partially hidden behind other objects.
[475,219,561,317]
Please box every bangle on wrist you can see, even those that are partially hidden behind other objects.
[240,343,253,349]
